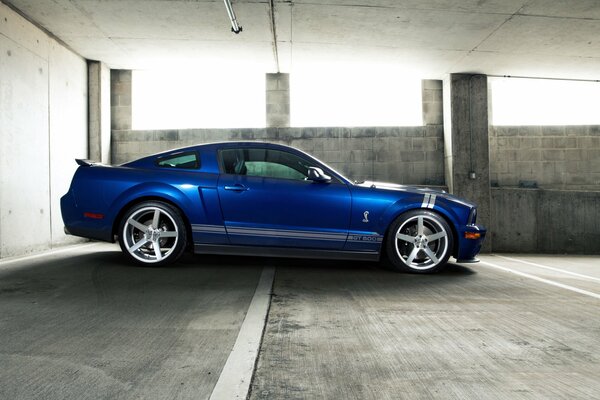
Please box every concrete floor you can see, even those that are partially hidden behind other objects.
[0,244,263,400]
[1,244,599,400]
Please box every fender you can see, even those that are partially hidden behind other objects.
[107,182,205,233]
[377,195,463,236]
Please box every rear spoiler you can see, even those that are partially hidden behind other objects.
[75,159,102,167]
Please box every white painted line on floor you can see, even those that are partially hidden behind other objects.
[0,242,99,267]
[494,254,600,284]
[209,266,275,400]
[480,260,600,300]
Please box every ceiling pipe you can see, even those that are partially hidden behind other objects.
[488,74,600,83]
[268,0,280,72]
[223,0,242,34]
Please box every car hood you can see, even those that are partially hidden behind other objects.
[355,181,475,207]
[356,181,445,193]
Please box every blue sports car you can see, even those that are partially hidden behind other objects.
[61,141,486,273]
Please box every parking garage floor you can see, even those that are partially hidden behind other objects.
[1,243,599,400]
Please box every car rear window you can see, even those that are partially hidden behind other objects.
[156,152,200,169]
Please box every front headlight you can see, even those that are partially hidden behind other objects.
[467,208,477,225]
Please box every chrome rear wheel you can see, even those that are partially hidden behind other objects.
[119,201,187,266]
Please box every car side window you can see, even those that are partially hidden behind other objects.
[220,148,316,181]
[156,152,200,169]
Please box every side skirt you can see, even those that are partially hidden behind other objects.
[194,244,380,262]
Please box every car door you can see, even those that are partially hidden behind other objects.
[216,147,351,250]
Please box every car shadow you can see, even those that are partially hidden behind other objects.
[90,249,477,278]
[0,247,477,308]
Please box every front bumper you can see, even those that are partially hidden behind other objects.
[456,224,486,261]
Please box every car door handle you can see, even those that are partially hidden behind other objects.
[224,184,248,192]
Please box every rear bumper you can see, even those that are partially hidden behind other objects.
[61,191,113,242]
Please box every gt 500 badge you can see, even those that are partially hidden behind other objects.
[348,235,378,242]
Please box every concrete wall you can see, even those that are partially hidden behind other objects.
[88,61,111,164]
[443,74,491,250]
[491,188,600,254]
[111,70,131,131]
[422,80,443,126]
[266,73,290,128]
[489,125,600,254]
[490,125,600,190]
[112,126,445,185]
[0,2,87,259]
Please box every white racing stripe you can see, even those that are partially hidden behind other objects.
[421,193,430,208]
[480,260,600,300]
[494,254,600,283]
[421,193,437,209]
[428,194,437,209]
[209,266,275,400]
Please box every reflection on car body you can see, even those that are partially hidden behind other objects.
[61,142,486,273]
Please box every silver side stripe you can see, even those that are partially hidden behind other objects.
[192,224,227,234]
[421,193,437,209]
[192,224,384,243]
[227,227,347,240]
[229,234,345,242]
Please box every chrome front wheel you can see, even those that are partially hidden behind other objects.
[386,210,453,273]
[118,201,187,266]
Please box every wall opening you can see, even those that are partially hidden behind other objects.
[290,68,422,127]
[132,69,265,130]
[490,77,600,126]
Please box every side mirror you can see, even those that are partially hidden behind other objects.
[307,167,331,183]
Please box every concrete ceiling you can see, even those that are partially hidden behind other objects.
[5,0,600,79]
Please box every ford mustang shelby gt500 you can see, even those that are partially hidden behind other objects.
[61,141,486,273]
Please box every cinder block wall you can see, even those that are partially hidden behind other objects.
[491,188,600,254]
[490,125,600,190]
[111,126,445,185]
[489,125,600,254]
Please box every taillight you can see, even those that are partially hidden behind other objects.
[84,212,104,219]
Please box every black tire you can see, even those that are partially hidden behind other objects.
[118,201,187,266]
[385,210,454,273]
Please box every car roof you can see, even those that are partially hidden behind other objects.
[121,141,310,169]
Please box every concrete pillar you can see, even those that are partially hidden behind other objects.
[422,79,443,126]
[443,74,491,251]
[111,70,132,131]
[266,73,290,128]
[88,61,111,163]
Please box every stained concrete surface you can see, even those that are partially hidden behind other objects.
[2,244,599,400]
[0,243,263,400]
[250,255,600,399]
